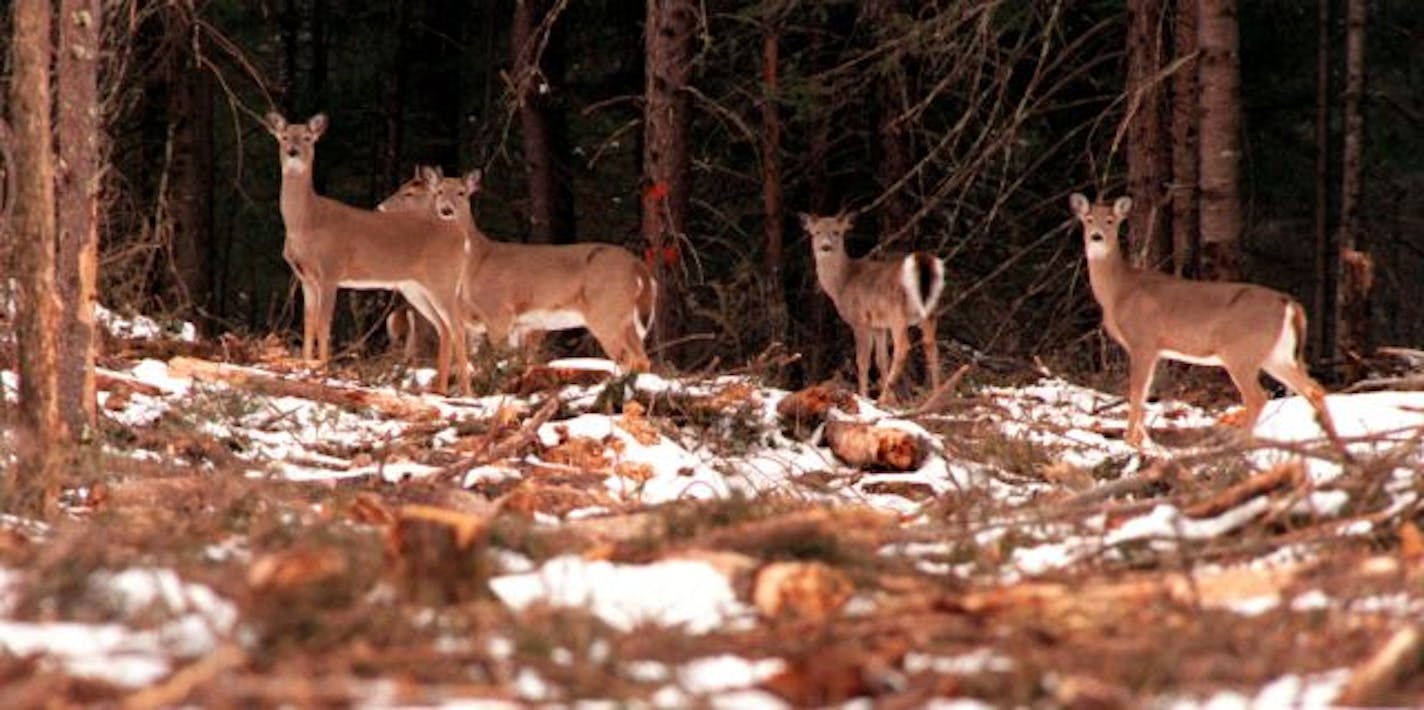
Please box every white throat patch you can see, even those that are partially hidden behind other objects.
[1084,240,1113,261]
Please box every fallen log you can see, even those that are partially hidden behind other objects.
[752,561,854,623]
[389,504,493,605]
[504,363,614,396]
[823,421,928,471]
[168,356,441,420]
[776,384,859,440]
[96,367,172,396]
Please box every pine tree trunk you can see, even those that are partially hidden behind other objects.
[867,0,912,243]
[760,21,787,343]
[804,54,834,383]
[378,0,412,196]
[1196,0,1243,282]
[1336,0,1370,378]
[162,3,214,327]
[279,0,299,114]
[56,0,103,436]
[10,0,67,482]
[641,0,695,359]
[513,0,576,244]
[1127,0,1172,270]
[1169,0,1200,277]
[1312,0,1337,366]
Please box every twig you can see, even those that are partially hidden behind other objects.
[1335,625,1424,706]
[439,396,560,484]
[907,363,973,417]
[122,644,246,710]
[1053,460,1176,511]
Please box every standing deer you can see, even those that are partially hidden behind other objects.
[379,167,655,371]
[800,211,944,402]
[265,112,470,395]
[1070,193,1342,448]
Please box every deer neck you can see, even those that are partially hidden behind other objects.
[814,250,851,303]
[1085,242,1135,315]
[278,167,320,230]
[455,211,494,259]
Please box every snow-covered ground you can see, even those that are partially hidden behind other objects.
[2,309,1422,705]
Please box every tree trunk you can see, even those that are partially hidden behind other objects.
[1127,0,1172,270]
[279,0,299,114]
[56,0,103,436]
[641,0,695,359]
[1196,0,1243,282]
[10,0,66,482]
[310,0,329,111]
[1312,0,1337,366]
[1336,0,1370,378]
[867,0,912,244]
[804,31,835,384]
[512,0,576,244]
[760,20,787,343]
[377,0,412,196]
[162,2,214,328]
[1169,0,1200,277]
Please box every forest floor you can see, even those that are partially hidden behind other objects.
[1,309,1422,708]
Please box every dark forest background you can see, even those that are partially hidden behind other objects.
[4,0,1423,390]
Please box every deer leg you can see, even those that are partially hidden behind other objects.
[1223,363,1269,436]
[919,318,940,392]
[404,289,452,394]
[402,309,419,361]
[852,327,872,398]
[1264,360,1345,451]
[299,280,318,362]
[447,303,469,397]
[315,283,338,366]
[879,326,912,405]
[1125,354,1159,447]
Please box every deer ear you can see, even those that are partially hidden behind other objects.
[264,112,287,135]
[796,212,814,229]
[1113,196,1133,218]
[465,170,483,194]
[307,113,328,137]
[839,208,858,228]
[1069,193,1090,216]
[419,165,441,185]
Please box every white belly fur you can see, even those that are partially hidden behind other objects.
[514,309,586,332]
[1158,349,1225,367]
[340,279,405,291]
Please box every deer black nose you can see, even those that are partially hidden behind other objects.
[1090,234,1104,242]
[438,205,456,219]
[285,148,298,158]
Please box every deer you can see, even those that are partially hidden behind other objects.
[800,211,945,403]
[378,166,656,372]
[264,112,470,395]
[1069,193,1343,450]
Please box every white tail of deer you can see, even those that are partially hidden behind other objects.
[800,211,944,402]
[1070,193,1342,449]
[265,112,470,395]
[380,167,655,372]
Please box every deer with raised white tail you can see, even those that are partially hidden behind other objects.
[265,112,470,395]
[1070,193,1342,449]
[800,211,944,402]
[379,167,655,372]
